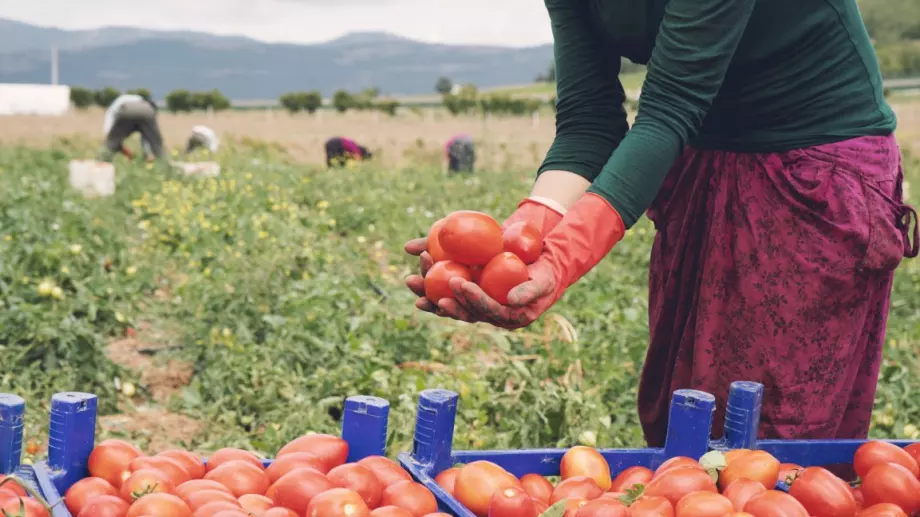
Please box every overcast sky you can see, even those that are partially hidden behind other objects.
[0,0,554,47]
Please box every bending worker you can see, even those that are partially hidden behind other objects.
[184,125,220,157]
[324,137,372,168]
[405,0,918,445]
[445,134,475,174]
[99,93,165,162]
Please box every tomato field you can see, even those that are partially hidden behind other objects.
[2,107,920,465]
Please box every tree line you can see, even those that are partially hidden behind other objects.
[69,86,233,112]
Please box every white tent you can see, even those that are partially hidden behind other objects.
[0,84,71,116]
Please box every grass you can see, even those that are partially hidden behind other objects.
[1,102,919,464]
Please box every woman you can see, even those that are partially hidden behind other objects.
[324,137,372,168]
[184,125,220,156]
[98,93,165,162]
[405,0,918,445]
[445,134,476,175]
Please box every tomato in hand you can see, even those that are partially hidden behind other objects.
[550,476,604,505]
[856,503,908,517]
[743,490,809,517]
[574,499,627,517]
[488,487,536,517]
[519,474,553,504]
[675,491,733,517]
[204,460,270,497]
[89,441,141,488]
[434,468,460,496]
[120,469,176,502]
[502,222,542,265]
[609,466,652,493]
[357,457,413,488]
[719,450,780,491]
[427,219,453,263]
[125,493,192,517]
[276,434,349,471]
[307,488,371,517]
[723,479,766,512]
[478,252,529,305]
[438,211,504,266]
[65,477,118,515]
[561,446,612,492]
[327,463,385,509]
[75,495,128,517]
[644,466,717,507]
[423,260,472,303]
[380,481,438,517]
[787,467,857,517]
[853,442,919,479]
[158,450,206,480]
[860,463,920,514]
[206,449,263,473]
[454,461,522,517]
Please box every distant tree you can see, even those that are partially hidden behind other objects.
[127,88,153,102]
[435,77,453,95]
[280,93,300,113]
[301,91,323,113]
[166,90,193,112]
[94,87,121,108]
[375,100,400,116]
[332,90,354,113]
[442,85,478,116]
[206,89,232,111]
[69,87,94,109]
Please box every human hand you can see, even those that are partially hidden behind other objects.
[403,237,438,315]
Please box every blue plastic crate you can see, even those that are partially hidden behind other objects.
[0,391,391,517]
[398,387,718,517]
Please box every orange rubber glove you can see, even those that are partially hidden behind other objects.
[447,192,626,329]
[501,196,565,237]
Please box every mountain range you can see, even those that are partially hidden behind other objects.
[0,18,555,100]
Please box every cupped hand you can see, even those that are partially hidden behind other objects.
[403,237,438,314]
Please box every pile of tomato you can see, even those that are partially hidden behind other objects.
[424,211,540,304]
[433,441,920,517]
[0,434,456,517]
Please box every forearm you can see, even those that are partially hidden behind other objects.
[529,170,591,211]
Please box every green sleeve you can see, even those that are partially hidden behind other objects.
[537,0,629,183]
[588,0,757,227]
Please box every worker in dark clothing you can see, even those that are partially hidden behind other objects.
[445,134,475,174]
[325,137,372,168]
[98,93,165,162]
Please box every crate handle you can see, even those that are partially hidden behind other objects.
[0,394,25,475]
[411,389,458,475]
[663,389,716,460]
[343,396,390,462]
[47,392,97,494]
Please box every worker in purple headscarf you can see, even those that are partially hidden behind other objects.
[445,134,475,175]
[325,137,372,168]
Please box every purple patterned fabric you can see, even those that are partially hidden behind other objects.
[639,134,918,446]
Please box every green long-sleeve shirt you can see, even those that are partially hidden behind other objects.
[539,0,896,227]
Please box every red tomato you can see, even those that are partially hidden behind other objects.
[488,487,536,517]
[266,467,334,516]
[550,476,604,505]
[0,481,26,497]
[778,464,804,485]
[125,493,192,517]
[358,457,413,488]
[238,494,272,513]
[561,447,612,492]
[719,450,780,491]
[787,467,857,517]
[260,509,300,517]
[206,449,263,473]
[854,442,920,479]
[423,260,472,303]
[477,252,529,305]
[99,439,143,456]
[276,434,349,471]
[0,496,50,517]
[724,514,757,517]
[644,466,717,507]
[176,480,234,501]
[723,479,767,512]
[203,511,249,517]
[427,219,453,263]
[470,266,483,284]
[860,463,920,514]
[328,463,385,509]
[654,458,703,478]
[130,456,192,486]
[306,488,371,517]
[370,507,414,517]
[520,474,553,504]
[65,477,118,515]
[724,450,752,464]
[76,495,129,517]
[564,499,589,517]
[421,514,453,517]
[852,487,865,510]
[743,490,809,517]
[629,496,675,517]
[574,498,628,517]
[533,499,550,514]
[120,469,177,502]
[89,441,141,488]
[904,443,920,465]
[502,222,542,265]
[434,468,459,496]
[380,481,438,517]
[856,503,908,517]
[675,492,733,517]
[266,453,328,484]
[191,501,243,517]
[454,461,522,517]
[204,460,270,497]
[183,490,240,511]
[158,450,206,480]
[438,211,504,266]
[610,466,653,493]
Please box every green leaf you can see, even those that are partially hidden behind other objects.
[539,499,567,517]
[699,450,727,483]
